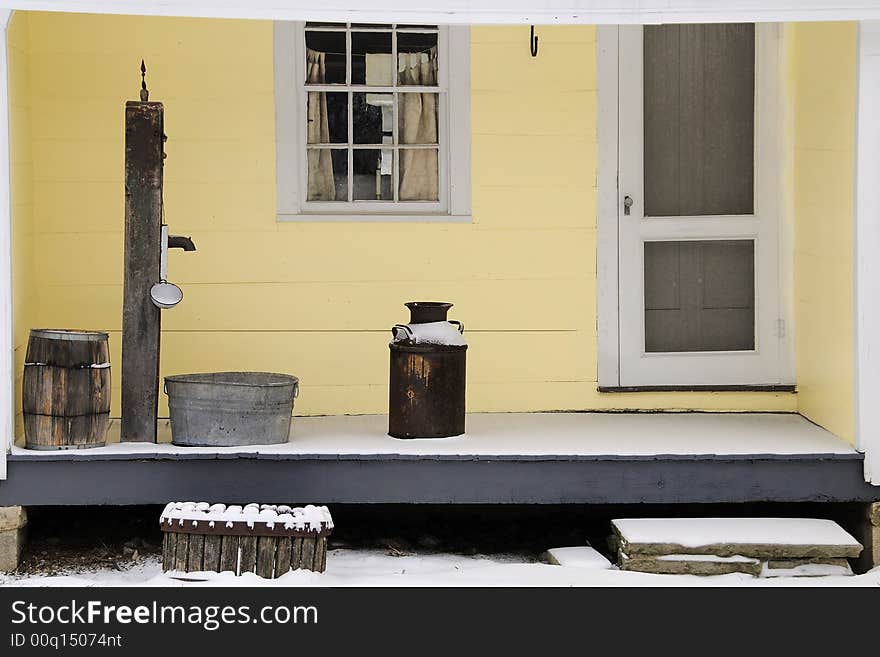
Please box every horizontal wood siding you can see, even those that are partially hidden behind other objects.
[8,14,798,444]
[790,23,857,443]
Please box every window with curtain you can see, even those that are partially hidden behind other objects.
[274,21,471,221]
[304,23,443,206]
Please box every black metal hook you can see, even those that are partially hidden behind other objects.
[530,25,538,57]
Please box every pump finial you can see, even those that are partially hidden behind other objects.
[140,60,149,101]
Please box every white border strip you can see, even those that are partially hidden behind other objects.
[0,8,11,481]
[855,20,880,485]
[596,26,619,388]
[9,1,880,25]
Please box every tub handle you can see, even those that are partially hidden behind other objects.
[293,381,299,399]
[449,320,465,334]
[392,324,414,341]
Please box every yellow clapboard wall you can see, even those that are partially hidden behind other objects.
[10,12,805,436]
[789,23,857,443]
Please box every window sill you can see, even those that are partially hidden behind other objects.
[277,213,473,224]
[598,385,797,393]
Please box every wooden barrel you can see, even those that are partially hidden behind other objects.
[22,329,111,449]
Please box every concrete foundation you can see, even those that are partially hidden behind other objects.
[850,501,880,573]
[865,502,880,569]
[0,506,27,572]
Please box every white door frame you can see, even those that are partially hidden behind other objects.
[598,24,793,388]
[596,26,621,388]
[0,9,11,480]
[855,21,880,485]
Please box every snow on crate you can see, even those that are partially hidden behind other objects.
[161,502,333,534]
[611,517,862,577]
[160,502,333,579]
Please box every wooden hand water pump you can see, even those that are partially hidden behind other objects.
[121,62,197,442]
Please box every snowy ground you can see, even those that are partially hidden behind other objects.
[2,550,880,587]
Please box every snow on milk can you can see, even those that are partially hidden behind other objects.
[389,302,467,438]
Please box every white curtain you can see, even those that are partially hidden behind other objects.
[398,47,439,201]
[306,48,336,201]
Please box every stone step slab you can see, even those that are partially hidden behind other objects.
[619,552,853,577]
[761,558,853,577]
[619,552,763,576]
[612,518,862,559]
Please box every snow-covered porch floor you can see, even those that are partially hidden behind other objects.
[2,413,877,506]
[9,412,859,460]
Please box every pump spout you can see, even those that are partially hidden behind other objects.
[168,235,196,251]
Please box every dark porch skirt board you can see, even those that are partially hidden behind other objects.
[0,454,877,505]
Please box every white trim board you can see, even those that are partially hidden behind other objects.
[0,9,10,481]
[855,21,880,485]
[10,1,880,24]
[596,26,620,387]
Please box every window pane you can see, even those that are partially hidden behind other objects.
[307,148,347,201]
[352,31,393,85]
[644,240,755,352]
[399,149,439,201]
[353,149,394,200]
[398,92,439,145]
[398,33,439,87]
[305,31,346,84]
[643,24,755,217]
[300,25,446,208]
[354,92,392,144]
[307,92,347,144]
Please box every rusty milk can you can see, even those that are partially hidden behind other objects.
[389,302,466,438]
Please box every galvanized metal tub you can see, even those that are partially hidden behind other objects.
[165,372,299,447]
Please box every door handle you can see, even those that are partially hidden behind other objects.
[623,195,634,216]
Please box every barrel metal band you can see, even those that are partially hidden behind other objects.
[24,362,111,369]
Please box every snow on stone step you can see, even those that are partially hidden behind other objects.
[760,559,853,578]
[619,552,763,576]
[611,518,862,559]
[545,546,613,570]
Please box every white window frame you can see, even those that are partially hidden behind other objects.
[274,21,471,222]
[597,24,795,389]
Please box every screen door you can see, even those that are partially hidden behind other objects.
[617,24,783,386]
